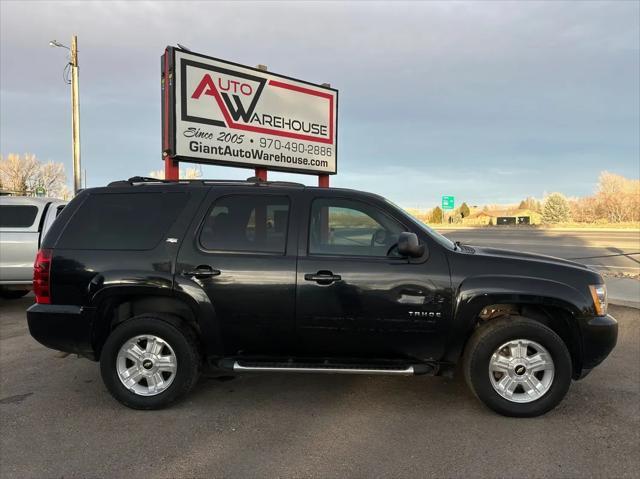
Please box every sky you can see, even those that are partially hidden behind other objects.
[1,0,639,209]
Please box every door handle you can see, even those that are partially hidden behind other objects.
[304,271,342,285]
[183,265,221,279]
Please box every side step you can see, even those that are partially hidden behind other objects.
[226,360,435,376]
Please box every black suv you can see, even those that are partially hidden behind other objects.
[27,177,617,417]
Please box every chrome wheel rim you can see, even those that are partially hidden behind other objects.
[489,339,554,403]
[116,335,177,396]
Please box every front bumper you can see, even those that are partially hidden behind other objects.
[577,313,618,377]
[26,303,96,359]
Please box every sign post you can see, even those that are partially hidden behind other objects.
[442,195,455,224]
[162,48,179,180]
[161,47,338,186]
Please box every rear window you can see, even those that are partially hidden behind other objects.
[0,205,39,228]
[57,192,189,250]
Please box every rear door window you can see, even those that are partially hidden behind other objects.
[0,205,39,228]
[57,192,189,250]
[200,195,290,254]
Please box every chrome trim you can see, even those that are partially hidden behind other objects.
[232,361,415,375]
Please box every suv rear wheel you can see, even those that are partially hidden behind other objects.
[100,315,201,409]
[463,315,572,417]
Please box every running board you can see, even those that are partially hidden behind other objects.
[231,361,422,376]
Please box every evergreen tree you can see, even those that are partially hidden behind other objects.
[542,193,571,223]
[430,206,443,223]
[460,202,470,218]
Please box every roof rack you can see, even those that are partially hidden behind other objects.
[107,176,305,188]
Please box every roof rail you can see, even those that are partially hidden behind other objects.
[106,176,305,188]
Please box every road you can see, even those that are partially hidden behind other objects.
[437,228,640,275]
[1,295,638,478]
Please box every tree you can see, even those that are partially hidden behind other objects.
[36,161,67,198]
[518,196,542,212]
[148,167,202,180]
[595,171,640,222]
[0,153,68,198]
[570,196,599,223]
[542,193,571,223]
[430,206,443,223]
[459,202,470,218]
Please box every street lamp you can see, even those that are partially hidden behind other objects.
[48,40,69,49]
[50,36,81,195]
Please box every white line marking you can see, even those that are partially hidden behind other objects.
[585,264,640,270]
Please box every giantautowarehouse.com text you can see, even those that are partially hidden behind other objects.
[188,141,329,168]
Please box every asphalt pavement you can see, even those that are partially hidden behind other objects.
[1,295,638,478]
[437,227,640,275]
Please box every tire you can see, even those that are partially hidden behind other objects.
[463,315,572,417]
[0,288,30,300]
[100,315,201,409]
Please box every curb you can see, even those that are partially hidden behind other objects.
[433,226,640,232]
[609,299,640,310]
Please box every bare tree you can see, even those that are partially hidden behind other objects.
[0,153,40,195]
[570,196,600,223]
[0,153,67,198]
[35,161,67,198]
[595,171,640,222]
[518,196,542,212]
[148,167,202,180]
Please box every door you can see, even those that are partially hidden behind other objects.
[296,196,451,361]
[0,202,42,284]
[177,190,298,356]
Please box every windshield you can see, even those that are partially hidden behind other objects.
[384,198,457,250]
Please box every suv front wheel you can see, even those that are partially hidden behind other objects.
[463,316,572,417]
[100,315,201,409]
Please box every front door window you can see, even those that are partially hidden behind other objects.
[309,198,405,257]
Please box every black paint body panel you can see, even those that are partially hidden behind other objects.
[26,181,617,376]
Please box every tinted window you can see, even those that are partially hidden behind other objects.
[200,195,289,254]
[0,205,39,228]
[309,199,404,257]
[57,192,188,250]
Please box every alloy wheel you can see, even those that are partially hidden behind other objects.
[116,335,178,396]
[488,339,555,403]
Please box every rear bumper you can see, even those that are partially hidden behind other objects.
[26,303,96,359]
[577,313,618,376]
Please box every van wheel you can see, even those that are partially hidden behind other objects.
[0,288,30,299]
[100,315,201,409]
[463,315,572,417]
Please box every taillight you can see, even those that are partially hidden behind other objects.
[33,249,52,304]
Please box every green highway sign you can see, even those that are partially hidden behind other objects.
[442,195,455,210]
[35,186,46,197]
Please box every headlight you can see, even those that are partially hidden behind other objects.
[589,284,608,316]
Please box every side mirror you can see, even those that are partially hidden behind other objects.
[397,232,425,258]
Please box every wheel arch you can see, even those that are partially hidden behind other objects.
[90,283,223,359]
[443,276,589,378]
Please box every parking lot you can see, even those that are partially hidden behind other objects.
[0,295,638,479]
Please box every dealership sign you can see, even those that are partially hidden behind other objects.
[162,48,338,175]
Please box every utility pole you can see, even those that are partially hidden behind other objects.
[70,35,81,194]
